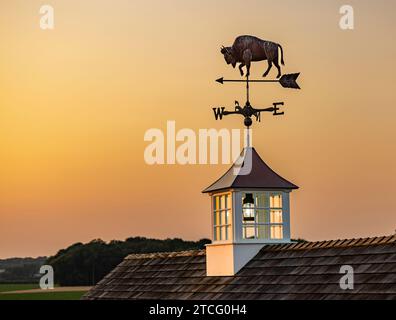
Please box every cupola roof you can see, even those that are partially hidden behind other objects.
[202,147,298,193]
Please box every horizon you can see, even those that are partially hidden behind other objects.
[0,235,212,259]
[1,0,396,259]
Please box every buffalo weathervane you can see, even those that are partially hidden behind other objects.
[213,35,301,130]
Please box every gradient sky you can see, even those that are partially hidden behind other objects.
[1,0,396,258]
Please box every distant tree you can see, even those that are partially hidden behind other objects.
[0,257,47,283]
[46,237,210,286]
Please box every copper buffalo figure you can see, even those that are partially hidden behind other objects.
[221,35,285,78]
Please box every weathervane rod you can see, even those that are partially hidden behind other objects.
[246,75,249,103]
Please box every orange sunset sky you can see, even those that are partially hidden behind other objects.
[1,0,396,258]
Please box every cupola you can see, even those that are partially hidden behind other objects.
[203,147,298,276]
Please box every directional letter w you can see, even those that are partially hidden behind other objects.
[213,107,225,120]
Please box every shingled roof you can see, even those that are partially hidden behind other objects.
[202,147,298,193]
[83,235,396,300]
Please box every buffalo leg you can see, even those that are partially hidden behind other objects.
[263,61,273,77]
[273,59,282,78]
[242,50,252,77]
[245,61,251,77]
[239,63,245,77]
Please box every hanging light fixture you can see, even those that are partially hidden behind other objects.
[243,194,255,222]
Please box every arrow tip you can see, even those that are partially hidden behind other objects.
[216,77,224,84]
[294,73,301,89]
[279,73,301,89]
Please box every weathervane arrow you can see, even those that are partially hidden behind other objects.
[216,73,301,89]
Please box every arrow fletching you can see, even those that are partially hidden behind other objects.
[279,73,301,89]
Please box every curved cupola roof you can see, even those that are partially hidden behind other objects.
[202,147,298,193]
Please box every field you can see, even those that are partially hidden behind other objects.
[0,291,87,300]
[0,284,89,300]
[0,283,39,293]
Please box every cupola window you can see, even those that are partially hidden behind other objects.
[213,193,232,241]
[242,192,284,240]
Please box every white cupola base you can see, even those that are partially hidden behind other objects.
[206,243,266,276]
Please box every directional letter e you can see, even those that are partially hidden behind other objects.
[339,5,354,30]
[39,265,54,290]
[339,265,354,290]
[40,5,55,30]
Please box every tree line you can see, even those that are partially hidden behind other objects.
[46,237,211,286]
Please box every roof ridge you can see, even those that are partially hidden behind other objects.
[126,249,205,260]
[263,235,396,252]
[124,235,396,260]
